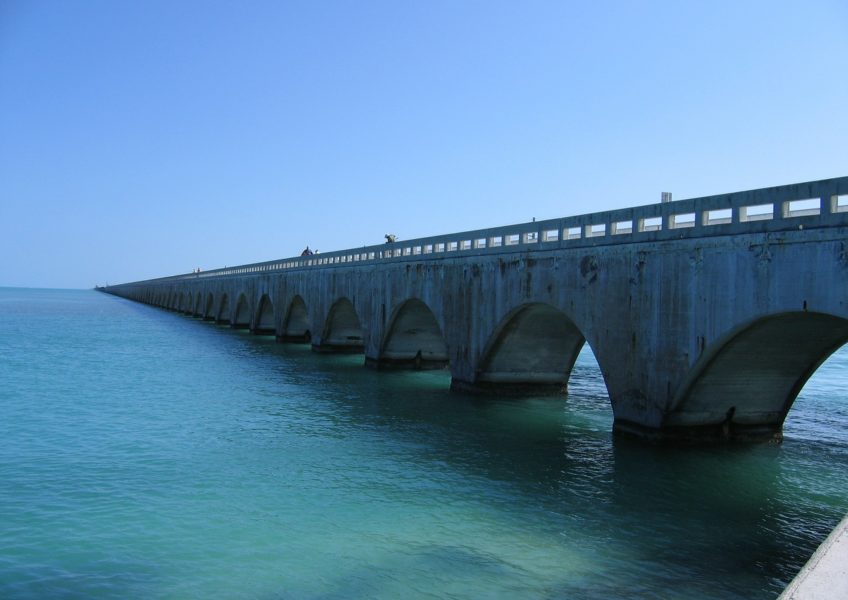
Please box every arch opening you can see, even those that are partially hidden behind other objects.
[316,298,363,353]
[203,293,215,320]
[667,311,848,441]
[374,299,448,370]
[280,296,310,343]
[184,293,193,314]
[466,302,587,395]
[253,294,275,335]
[193,294,203,316]
[216,294,231,325]
[232,294,250,329]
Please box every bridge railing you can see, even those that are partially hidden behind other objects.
[119,177,848,287]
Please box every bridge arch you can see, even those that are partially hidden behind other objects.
[254,294,275,334]
[232,293,251,329]
[281,295,311,342]
[193,293,203,316]
[203,293,214,320]
[472,302,588,394]
[216,294,230,324]
[377,298,448,369]
[316,297,364,353]
[667,311,848,439]
[184,293,193,314]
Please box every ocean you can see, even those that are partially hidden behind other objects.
[1,287,846,599]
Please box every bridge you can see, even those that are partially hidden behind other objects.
[103,176,848,442]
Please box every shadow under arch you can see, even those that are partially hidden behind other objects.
[666,311,848,441]
[371,298,448,370]
[253,294,275,335]
[184,292,193,314]
[232,293,250,329]
[315,297,364,353]
[193,294,203,316]
[465,302,589,395]
[280,295,311,343]
[216,294,230,324]
[203,293,215,320]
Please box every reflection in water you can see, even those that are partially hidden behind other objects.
[214,325,848,598]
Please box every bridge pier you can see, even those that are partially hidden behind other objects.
[277,332,311,344]
[366,353,449,371]
[449,379,567,396]
[312,341,364,354]
[612,418,784,444]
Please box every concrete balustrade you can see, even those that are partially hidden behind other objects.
[128,179,848,286]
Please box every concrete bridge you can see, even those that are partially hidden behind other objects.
[103,176,848,442]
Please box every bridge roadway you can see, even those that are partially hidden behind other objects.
[103,176,848,442]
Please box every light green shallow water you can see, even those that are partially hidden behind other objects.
[1,288,847,599]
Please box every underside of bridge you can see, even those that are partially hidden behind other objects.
[617,311,848,442]
[216,294,230,324]
[456,303,587,395]
[280,296,310,342]
[203,293,214,320]
[253,295,275,335]
[371,299,448,369]
[314,298,363,353]
[232,294,251,329]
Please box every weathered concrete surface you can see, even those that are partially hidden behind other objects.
[779,513,848,600]
[103,176,848,442]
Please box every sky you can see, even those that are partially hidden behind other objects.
[1,0,846,289]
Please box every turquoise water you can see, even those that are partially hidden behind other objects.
[1,288,847,599]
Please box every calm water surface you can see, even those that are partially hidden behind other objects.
[1,288,846,599]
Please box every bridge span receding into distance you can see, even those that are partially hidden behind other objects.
[103,176,848,442]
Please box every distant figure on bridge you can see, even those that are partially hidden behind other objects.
[385,234,397,243]
[301,246,313,256]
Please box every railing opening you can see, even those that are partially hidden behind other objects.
[831,194,848,213]
[506,234,520,246]
[783,198,821,218]
[703,208,732,226]
[489,236,503,247]
[585,224,606,238]
[543,229,559,242]
[565,226,582,240]
[612,220,633,235]
[523,232,539,243]
[638,216,662,232]
[740,203,774,222]
[474,238,487,249]
[669,212,696,229]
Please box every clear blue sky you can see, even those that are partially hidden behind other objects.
[1,0,846,288]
